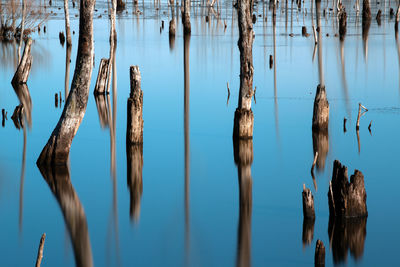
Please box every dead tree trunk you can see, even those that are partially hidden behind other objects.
[64,0,72,47]
[117,0,126,11]
[127,66,143,144]
[312,84,329,131]
[37,164,93,267]
[233,138,253,267]
[338,10,347,41]
[314,239,325,267]
[18,0,26,64]
[233,0,254,139]
[106,0,117,94]
[37,0,95,165]
[362,0,371,61]
[12,38,32,86]
[302,184,315,219]
[182,0,191,34]
[328,160,368,218]
[93,58,110,95]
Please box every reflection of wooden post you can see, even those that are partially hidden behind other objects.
[127,66,143,144]
[126,143,143,222]
[234,0,254,139]
[302,217,315,247]
[328,160,368,218]
[64,0,72,47]
[312,129,328,171]
[233,138,253,267]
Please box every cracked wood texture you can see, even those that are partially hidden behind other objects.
[37,0,95,166]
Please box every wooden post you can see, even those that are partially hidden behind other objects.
[37,0,96,165]
[12,38,32,86]
[302,184,315,219]
[338,10,347,41]
[127,66,143,144]
[233,0,254,139]
[182,0,191,34]
[117,0,126,11]
[328,160,368,218]
[35,233,46,267]
[314,240,325,267]
[312,85,329,131]
[93,58,110,95]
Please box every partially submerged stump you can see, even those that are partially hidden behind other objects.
[328,160,368,218]
[94,58,110,95]
[315,240,325,267]
[312,84,329,131]
[302,184,315,219]
[338,11,347,41]
[12,38,32,86]
[127,66,144,144]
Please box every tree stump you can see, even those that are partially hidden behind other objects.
[12,38,32,86]
[315,239,325,267]
[312,84,329,131]
[127,66,143,144]
[302,184,315,219]
[328,160,368,218]
[338,11,347,41]
[94,58,110,95]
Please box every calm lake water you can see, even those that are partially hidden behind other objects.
[1,0,400,266]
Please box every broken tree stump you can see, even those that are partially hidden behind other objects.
[312,84,329,131]
[314,239,325,267]
[328,160,368,218]
[127,66,144,144]
[356,103,368,130]
[12,38,32,86]
[94,58,110,95]
[302,184,315,219]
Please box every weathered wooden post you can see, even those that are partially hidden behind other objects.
[127,66,143,144]
[64,0,72,47]
[117,0,126,11]
[37,0,96,165]
[12,38,32,86]
[233,138,253,267]
[233,0,255,139]
[362,0,371,61]
[314,239,325,267]
[93,58,110,95]
[338,10,347,41]
[182,0,191,34]
[302,184,315,219]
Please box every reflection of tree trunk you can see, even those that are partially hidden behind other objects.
[316,0,324,87]
[37,0,95,165]
[37,164,93,267]
[94,94,110,128]
[65,43,71,99]
[64,0,72,47]
[234,0,254,139]
[184,33,190,264]
[302,217,315,247]
[328,216,367,264]
[126,143,143,222]
[19,126,27,232]
[18,0,26,64]
[106,0,117,94]
[312,129,328,171]
[233,138,253,267]
[362,0,371,62]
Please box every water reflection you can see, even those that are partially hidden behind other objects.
[65,43,72,99]
[233,138,253,267]
[126,142,143,222]
[302,217,315,247]
[37,163,93,267]
[183,32,191,265]
[312,129,328,171]
[328,216,367,264]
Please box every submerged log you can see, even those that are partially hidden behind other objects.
[94,58,110,95]
[234,0,255,139]
[312,84,329,131]
[314,239,325,267]
[328,216,367,263]
[127,66,144,144]
[302,184,315,219]
[12,38,32,86]
[328,160,368,218]
[126,143,143,222]
[37,0,96,165]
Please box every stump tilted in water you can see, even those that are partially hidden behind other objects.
[302,184,315,219]
[127,66,144,144]
[12,38,32,86]
[315,239,325,267]
[328,160,368,218]
[312,84,329,131]
[94,58,110,95]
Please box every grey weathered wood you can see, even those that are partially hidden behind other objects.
[314,239,325,267]
[127,66,143,144]
[328,160,368,218]
[37,0,96,165]
[64,0,72,47]
[233,0,254,139]
[12,38,32,86]
[94,58,110,95]
[302,184,315,219]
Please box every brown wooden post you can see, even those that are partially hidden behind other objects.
[127,66,143,144]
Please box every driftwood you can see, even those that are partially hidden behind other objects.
[314,239,325,267]
[37,0,96,165]
[328,216,367,263]
[94,58,110,95]
[233,0,254,139]
[328,160,368,218]
[127,66,144,144]
[12,38,32,86]
[302,184,315,219]
[35,233,46,267]
[312,84,329,131]
[233,138,253,267]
